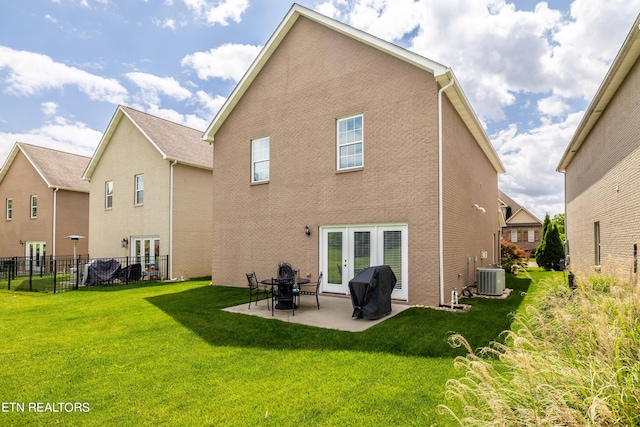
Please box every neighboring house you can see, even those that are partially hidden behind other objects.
[202,4,505,307]
[83,105,213,280]
[557,14,640,278]
[498,190,542,251]
[0,142,90,259]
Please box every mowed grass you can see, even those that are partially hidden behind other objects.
[0,275,532,426]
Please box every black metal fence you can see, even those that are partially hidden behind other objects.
[0,255,168,293]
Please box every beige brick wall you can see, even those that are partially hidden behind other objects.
[565,55,640,279]
[210,17,500,306]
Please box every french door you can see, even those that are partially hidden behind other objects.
[320,225,408,300]
[131,237,160,267]
[25,241,46,271]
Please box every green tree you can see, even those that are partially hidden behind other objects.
[535,213,551,266]
[551,213,565,242]
[537,224,565,270]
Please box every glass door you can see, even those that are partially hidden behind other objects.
[322,228,348,293]
[131,237,160,267]
[25,241,46,271]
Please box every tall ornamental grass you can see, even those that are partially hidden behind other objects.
[440,272,640,426]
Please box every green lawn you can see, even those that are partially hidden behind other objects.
[0,273,536,426]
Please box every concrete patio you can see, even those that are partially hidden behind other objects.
[223,294,411,332]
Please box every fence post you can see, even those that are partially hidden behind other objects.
[29,256,33,292]
[53,259,57,294]
[8,258,12,290]
[75,257,80,290]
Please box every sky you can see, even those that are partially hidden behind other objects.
[1,0,639,220]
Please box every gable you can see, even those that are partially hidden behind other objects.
[203,4,504,175]
[506,207,542,225]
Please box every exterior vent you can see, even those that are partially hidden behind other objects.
[476,268,505,296]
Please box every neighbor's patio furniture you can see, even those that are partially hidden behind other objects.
[297,272,322,310]
[247,272,273,310]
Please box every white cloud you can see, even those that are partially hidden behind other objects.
[44,14,57,24]
[537,95,569,117]
[0,46,128,104]
[124,72,192,105]
[194,90,226,117]
[41,101,58,116]
[182,0,249,26]
[181,43,261,82]
[143,105,208,131]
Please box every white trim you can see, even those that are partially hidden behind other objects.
[336,114,364,171]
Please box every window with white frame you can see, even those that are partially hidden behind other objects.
[105,181,113,209]
[6,198,12,220]
[30,195,37,218]
[511,230,517,243]
[528,230,535,243]
[251,137,270,182]
[337,114,363,170]
[135,174,144,205]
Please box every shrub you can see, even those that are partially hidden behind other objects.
[537,224,565,271]
[439,272,640,425]
[500,239,528,273]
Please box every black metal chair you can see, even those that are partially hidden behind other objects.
[247,272,272,310]
[297,272,322,309]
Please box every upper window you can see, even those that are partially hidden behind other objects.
[528,230,535,243]
[510,230,517,243]
[251,137,270,183]
[337,114,363,170]
[30,195,37,218]
[135,175,144,205]
[105,181,113,209]
[6,198,12,220]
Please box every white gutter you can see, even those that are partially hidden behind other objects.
[52,187,59,256]
[438,73,455,306]
[169,160,177,279]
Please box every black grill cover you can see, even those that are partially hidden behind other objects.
[348,265,396,320]
[85,259,121,285]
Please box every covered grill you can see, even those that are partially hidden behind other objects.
[348,265,396,320]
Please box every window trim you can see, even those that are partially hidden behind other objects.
[336,114,364,171]
[510,230,517,243]
[105,181,113,209]
[134,174,144,206]
[528,230,535,243]
[6,198,12,220]
[251,136,270,183]
[30,195,37,218]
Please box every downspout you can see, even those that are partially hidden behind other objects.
[438,73,455,307]
[52,187,59,256]
[169,160,177,280]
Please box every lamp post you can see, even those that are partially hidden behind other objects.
[65,235,85,287]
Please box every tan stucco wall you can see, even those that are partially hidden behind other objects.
[0,151,89,257]
[210,17,499,306]
[171,163,213,279]
[88,116,171,259]
[565,56,640,279]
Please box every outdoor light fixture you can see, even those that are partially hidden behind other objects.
[473,204,486,213]
[19,240,23,245]
[121,237,129,248]
[304,225,310,236]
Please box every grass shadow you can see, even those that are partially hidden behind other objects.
[146,275,531,358]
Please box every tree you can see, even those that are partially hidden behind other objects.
[535,213,551,266]
[537,224,565,270]
[551,213,565,242]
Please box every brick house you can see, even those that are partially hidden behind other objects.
[202,4,505,306]
[0,142,89,259]
[83,105,213,280]
[498,190,542,251]
[557,14,640,278]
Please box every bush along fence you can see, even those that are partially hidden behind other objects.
[0,254,168,293]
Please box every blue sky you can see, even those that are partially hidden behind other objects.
[1,0,639,220]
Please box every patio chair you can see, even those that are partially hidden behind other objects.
[247,272,272,310]
[297,272,323,310]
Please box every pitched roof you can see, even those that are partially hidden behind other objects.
[203,3,505,174]
[0,142,90,192]
[505,207,542,226]
[557,13,640,172]
[498,189,522,213]
[83,105,212,179]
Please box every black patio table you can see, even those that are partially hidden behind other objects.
[261,277,310,312]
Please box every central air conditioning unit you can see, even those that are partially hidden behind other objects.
[476,268,505,296]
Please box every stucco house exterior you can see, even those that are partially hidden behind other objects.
[83,105,213,280]
[202,4,505,307]
[498,190,542,251]
[0,142,90,259]
[557,14,640,279]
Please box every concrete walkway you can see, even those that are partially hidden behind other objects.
[223,294,411,332]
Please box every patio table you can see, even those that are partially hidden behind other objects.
[261,277,310,310]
